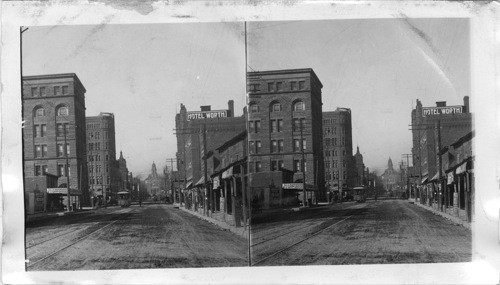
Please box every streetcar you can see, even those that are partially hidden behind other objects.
[117,191,131,207]
[353,186,367,203]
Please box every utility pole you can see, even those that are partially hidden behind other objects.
[300,118,307,207]
[166,158,176,203]
[402,154,412,200]
[436,119,443,211]
[64,124,71,212]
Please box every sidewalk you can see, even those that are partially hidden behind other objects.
[26,209,95,223]
[410,200,471,230]
[177,206,249,239]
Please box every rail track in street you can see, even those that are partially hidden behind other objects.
[27,208,134,269]
[251,203,369,266]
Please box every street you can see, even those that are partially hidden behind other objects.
[250,199,471,266]
[26,204,248,270]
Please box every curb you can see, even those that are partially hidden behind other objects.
[412,201,471,230]
[177,206,249,239]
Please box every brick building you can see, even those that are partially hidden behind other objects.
[175,101,246,191]
[247,68,325,204]
[86,112,119,202]
[22,73,89,210]
[323,108,357,194]
[411,97,472,188]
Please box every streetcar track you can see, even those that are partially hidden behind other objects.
[27,210,134,269]
[251,205,369,266]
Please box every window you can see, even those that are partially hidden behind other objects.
[333,138,337,146]
[107,176,110,184]
[57,144,64,157]
[66,143,70,156]
[333,150,338,156]
[249,141,255,154]
[62,86,69,94]
[270,120,277,133]
[293,160,301,172]
[342,150,346,156]
[54,86,61,95]
[291,81,297,91]
[325,161,330,169]
[293,101,305,111]
[255,141,261,154]
[88,143,94,151]
[248,83,260,93]
[35,166,41,176]
[95,132,100,139]
[89,155,94,162]
[325,138,330,146]
[299,81,305,90]
[276,82,283,91]
[333,127,337,134]
[278,119,283,132]
[31,87,38,97]
[302,139,306,151]
[96,155,100,161]
[34,125,40,138]
[42,145,47,157]
[58,164,65,176]
[89,165,94,173]
[271,103,282,112]
[268,82,275,92]
[294,139,301,152]
[255,161,262,172]
[292,118,305,131]
[106,165,109,173]
[35,107,45,117]
[57,106,68,116]
[278,140,283,153]
[250,104,259,113]
[254,121,261,133]
[333,160,338,168]
[41,124,46,137]
[105,154,109,161]
[271,160,278,171]
[95,143,100,150]
[42,165,48,175]
[39,87,46,97]
[35,145,46,158]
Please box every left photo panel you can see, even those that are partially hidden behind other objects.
[21,23,250,270]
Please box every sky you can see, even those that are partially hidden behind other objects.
[23,18,469,177]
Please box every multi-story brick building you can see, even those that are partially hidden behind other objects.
[175,101,246,190]
[247,68,325,204]
[22,73,89,211]
[323,108,357,193]
[411,96,472,186]
[86,112,118,202]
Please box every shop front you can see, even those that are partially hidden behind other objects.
[46,187,82,211]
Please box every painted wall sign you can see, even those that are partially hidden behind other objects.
[422,106,463,117]
[187,110,227,120]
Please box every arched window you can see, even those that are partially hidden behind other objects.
[249,103,259,113]
[34,107,45,117]
[293,101,305,111]
[57,106,69,116]
[270,102,282,112]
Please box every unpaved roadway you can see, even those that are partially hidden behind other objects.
[250,199,471,266]
[26,204,248,270]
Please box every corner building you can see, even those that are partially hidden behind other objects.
[22,73,89,210]
[247,68,326,203]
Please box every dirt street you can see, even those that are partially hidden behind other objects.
[26,204,248,270]
[250,199,471,266]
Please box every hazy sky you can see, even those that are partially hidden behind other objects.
[23,19,469,176]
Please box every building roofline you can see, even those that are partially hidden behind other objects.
[23,73,86,92]
[216,130,247,152]
[248,68,323,88]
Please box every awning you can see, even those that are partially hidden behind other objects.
[213,176,220,189]
[195,176,205,187]
[185,181,193,189]
[447,172,454,185]
[456,162,467,174]
[282,183,316,191]
[47,188,82,195]
[222,167,233,179]
[421,176,428,184]
[430,172,440,182]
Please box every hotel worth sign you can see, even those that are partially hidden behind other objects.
[187,110,227,120]
[422,106,463,117]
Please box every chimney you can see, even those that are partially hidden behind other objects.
[228,100,234,117]
[463,96,469,113]
[436,101,446,107]
[200,105,211,111]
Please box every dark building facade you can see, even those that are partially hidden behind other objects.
[175,101,246,190]
[22,73,89,210]
[323,108,356,193]
[381,157,401,192]
[86,112,119,200]
[411,97,472,187]
[116,151,129,191]
[354,146,366,186]
[247,68,325,203]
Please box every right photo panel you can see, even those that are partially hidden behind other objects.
[245,18,472,266]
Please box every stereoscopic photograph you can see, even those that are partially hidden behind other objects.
[2,1,499,284]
